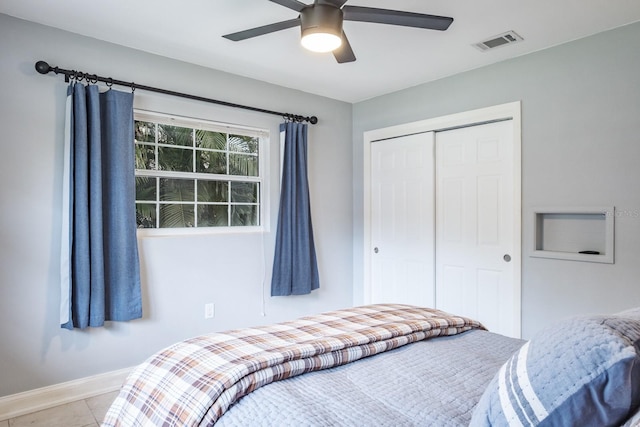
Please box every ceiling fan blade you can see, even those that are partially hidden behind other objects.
[316,0,348,8]
[269,0,308,12]
[223,18,301,41]
[333,31,356,63]
[342,6,453,31]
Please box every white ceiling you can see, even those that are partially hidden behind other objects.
[3,1,640,103]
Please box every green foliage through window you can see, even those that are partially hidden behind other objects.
[134,113,262,229]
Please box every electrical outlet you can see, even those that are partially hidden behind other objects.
[204,303,215,319]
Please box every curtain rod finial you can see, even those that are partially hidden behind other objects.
[309,116,318,125]
[35,61,51,75]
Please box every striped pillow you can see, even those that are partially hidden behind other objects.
[470,314,640,427]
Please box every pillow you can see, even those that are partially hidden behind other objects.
[617,307,640,320]
[470,312,640,427]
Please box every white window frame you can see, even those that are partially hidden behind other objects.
[134,110,269,236]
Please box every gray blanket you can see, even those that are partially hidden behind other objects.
[216,329,524,427]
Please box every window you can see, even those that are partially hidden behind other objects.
[134,111,265,230]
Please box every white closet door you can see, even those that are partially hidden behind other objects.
[370,132,435,307]
[435,120,518,338]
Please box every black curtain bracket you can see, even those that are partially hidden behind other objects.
[35,61,318,125]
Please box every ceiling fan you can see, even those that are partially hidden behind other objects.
[222,0,454,63]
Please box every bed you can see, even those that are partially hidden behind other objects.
[102,304,640,426]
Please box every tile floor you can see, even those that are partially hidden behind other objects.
[1,390,118,427]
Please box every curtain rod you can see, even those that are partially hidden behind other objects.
[34,61,318,125]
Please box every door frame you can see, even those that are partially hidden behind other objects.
[362,101,522,334]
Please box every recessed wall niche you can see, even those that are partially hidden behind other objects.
[531,207,614,264]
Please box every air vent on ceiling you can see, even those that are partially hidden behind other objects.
[474,30,523,52]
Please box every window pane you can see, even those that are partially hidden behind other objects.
[229,153,258,176]
[196,130,226,150]
[231,205,258,226]
[136,203,156,228]
[197,205,228,227]
[160,178,194,202]
[157,124,193,146]
[136,177,156,201]
[229,134,258,154]
[158,146,193,172]
[230,182,258,203]
[160,204,194,228]
[134,113,263,230]
[197,150,227,174]
[198,180,228,202]
[135,121,155,143]
[135,144,156,170]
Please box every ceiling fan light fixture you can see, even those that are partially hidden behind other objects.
[301,32,342,53]
[300,4,344,53]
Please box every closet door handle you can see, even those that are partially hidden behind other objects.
[503,254,511,262]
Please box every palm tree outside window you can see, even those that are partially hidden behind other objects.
[133,111,264,229]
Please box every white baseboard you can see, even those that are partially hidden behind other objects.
[0,367,132,422]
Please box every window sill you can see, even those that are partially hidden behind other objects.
[136,225,266,238]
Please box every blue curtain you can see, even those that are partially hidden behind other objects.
[271,122,320,296]
[60,83,142,329]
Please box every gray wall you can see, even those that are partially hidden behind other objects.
[352,22,640,338]
[0,14,353,397]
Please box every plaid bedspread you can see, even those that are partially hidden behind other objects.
[102,304,484,426]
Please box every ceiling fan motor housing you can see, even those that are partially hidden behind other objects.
[300,4,344,39]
